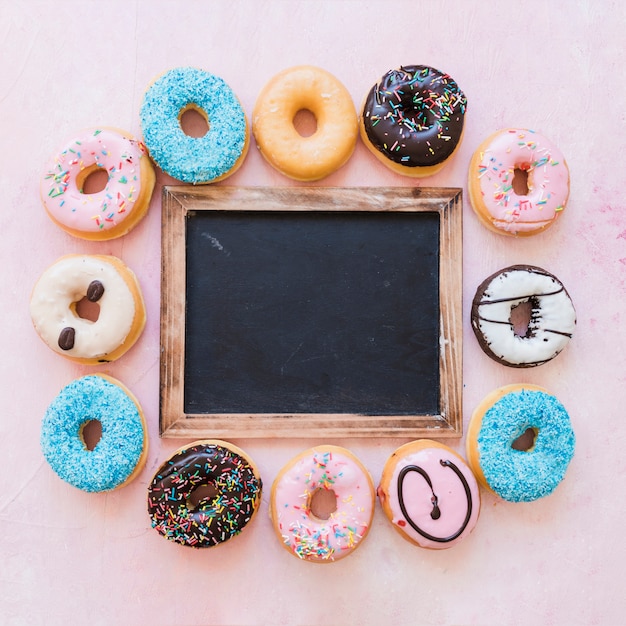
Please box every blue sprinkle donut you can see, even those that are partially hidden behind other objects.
[466,384,575,502]
[41,374,148,492]
[140,67,249,184]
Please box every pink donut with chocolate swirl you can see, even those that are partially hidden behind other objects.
[378,440,480,550]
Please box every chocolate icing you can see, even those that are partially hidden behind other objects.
[397,459,472,543]
[147,442,262,548]
[361,65,467,168]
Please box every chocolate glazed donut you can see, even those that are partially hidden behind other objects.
[147,440,262,548]
[361,65,467,169]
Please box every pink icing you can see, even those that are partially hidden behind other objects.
[41,128,148,234]
[382,445,480,550]
[473,129,569,234]
[271,447,374,561]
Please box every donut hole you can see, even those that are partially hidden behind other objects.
[510,299,534,338]
[293,109,318,137]
[77,165,109,195]
[80,419,102,451]
[512,166,530,195]
[308,487,337,520]
[511,427,538,452]
[179,105,210,138]
[73,297,100,323]
[187,483,219,511]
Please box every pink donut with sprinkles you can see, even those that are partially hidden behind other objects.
[468,128,570,236]
[270,445,375,563]
[40,128,155,240]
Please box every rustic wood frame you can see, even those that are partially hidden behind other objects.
[160,186,462,438]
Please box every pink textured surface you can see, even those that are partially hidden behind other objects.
[2,2,623,624]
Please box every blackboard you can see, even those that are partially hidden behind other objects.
[160,187,462,438]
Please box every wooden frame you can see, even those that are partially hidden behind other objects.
[160,186,462,439]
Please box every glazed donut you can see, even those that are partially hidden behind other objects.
[270,445,375,562]
[360,65,467,177]
[140,67,249,184]
[466,384,576,502]
[29,254,146,365]
[468,128,570,236]
[147,440,262,548]
[377,440,480,550]
[40,127,155,240]
[471,264,576,367]
[252,66,358,181]
[40,375,148,492]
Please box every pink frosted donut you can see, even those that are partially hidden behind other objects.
[40,127,155,240]
[270,445,375,562]
[468,128,569,236]
[377,440,480,550]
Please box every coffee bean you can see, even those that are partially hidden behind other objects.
[86,280,105,302]
[58,327,76,350]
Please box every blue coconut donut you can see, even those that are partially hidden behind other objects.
[41,375,148,492]
[466,384,575,502]
[140,67,249,183]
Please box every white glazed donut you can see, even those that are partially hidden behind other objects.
[30,254,146,365]
[270,445,375,562]
[471,265,576,367]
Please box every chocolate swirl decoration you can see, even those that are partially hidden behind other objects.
[397,459,472,543]
[147,442,262,548]
[361,65,467,168]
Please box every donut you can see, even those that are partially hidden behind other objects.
[270,445,375,562]
[471,264,576,367]
[40,127,155,240]
[29,254,146,365]
[466,384,576,502]
[252,66,358,181]
[40,374,148,492]
[147,440,262,549]
[140,67,249,184]
[359,64,467,177]
[468,128,570,236]
[377,440,480,550]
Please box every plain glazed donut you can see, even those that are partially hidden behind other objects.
[29,254,146,365]
[377,440,480,550]
[252,66,358,181]
[471,264,576,367]
[40,127,155,240]
[270,445,375,562]
[140,67,249,184]
[360,65,467,177]
[468,128,570,236]
[147,440,262,548]
[40,375,148,492]
[466,384,576,502]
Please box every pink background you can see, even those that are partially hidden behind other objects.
[2,1,623,624]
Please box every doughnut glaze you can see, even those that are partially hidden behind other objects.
[378,440,480,550]
[40,375,148,492]
[471,265,576,367]
[40,128,155,240]
[29,254,146,364]
[140,67,249,184]
[147,440,262,548]
[466,384,576,502]
[360,65,467,176]
[252,65,358,181]
[468,128,570,236]
[270,445,375,562]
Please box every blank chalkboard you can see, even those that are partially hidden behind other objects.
[160,186,462,438]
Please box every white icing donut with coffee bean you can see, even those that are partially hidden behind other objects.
[29,254,146,365]
[471,265,576,367]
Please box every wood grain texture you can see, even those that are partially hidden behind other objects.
[160,186,462,438]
